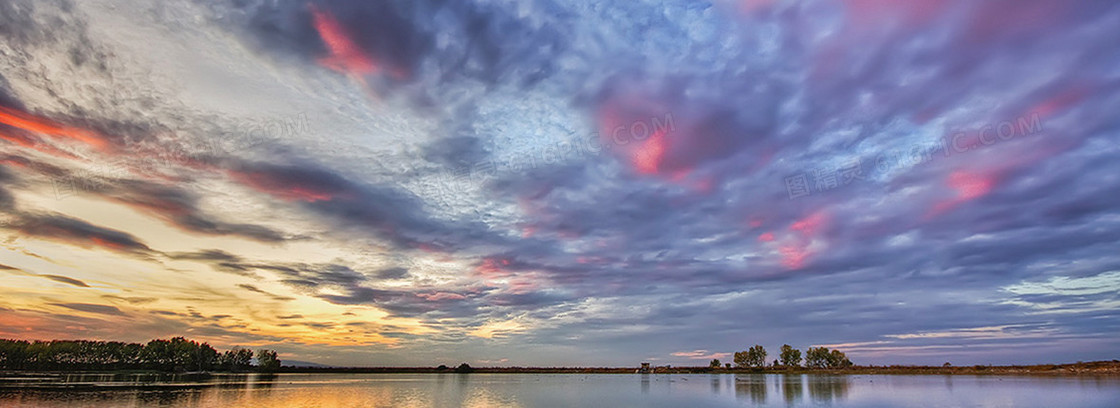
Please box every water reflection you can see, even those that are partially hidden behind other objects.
[734,374,767,404]
[782,374,803,404]
[807,375,849,403]
[253,374,278,385]
[136,389,201,407]
[2,373,1120,407]
[463,387,521,408]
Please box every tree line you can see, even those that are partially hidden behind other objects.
[0,337,281,373]
[709,345,853,369]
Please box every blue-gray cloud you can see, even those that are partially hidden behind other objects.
[1,0,1118,366]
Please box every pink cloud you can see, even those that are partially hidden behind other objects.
[671,350,732,360]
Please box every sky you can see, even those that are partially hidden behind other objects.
[0,0,1118,367]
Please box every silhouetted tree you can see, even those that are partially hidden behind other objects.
[805,347,830,368]
[829,349,853,368]
[219,347,254,372]
[709,359,722,368]
[256,349,281,373]
[734,351,748,368]
[735,345,767,368]
[805,347,852,368]
[140,339,174,371]
[0,338,218,372]
[196,343,218,372]
[455,363,474,373]
[0,340,32,369]
[748,345,767,367]
[779,344,802,367]
[137,337,217,372]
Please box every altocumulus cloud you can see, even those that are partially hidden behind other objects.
[0,0,1117,366]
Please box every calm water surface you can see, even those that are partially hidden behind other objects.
[1,373,1118,407]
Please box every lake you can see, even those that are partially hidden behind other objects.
[1,373,1118,407]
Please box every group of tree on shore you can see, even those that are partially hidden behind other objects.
[0,337,280,373]
[709,345,853,369]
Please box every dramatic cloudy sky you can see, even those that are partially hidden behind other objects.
[1,0,1118,367]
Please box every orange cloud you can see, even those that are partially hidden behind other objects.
[0,106,110,151]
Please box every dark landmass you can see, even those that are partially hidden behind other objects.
[278,360,1120,376]
[281,360,332,368]
[5,337,1116,379]
[0,338,280,373]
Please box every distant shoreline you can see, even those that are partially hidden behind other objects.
[3,361,1117,381]
[281,361,1120,376]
